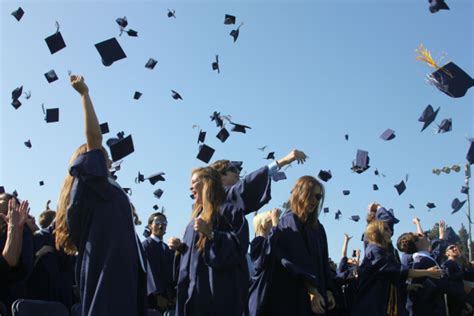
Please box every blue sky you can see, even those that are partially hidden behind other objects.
[1,0,473,260]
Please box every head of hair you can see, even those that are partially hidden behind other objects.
[366,203,379,224]
[147,212,166,227]
[289,176,325,227]
[253,211,272,237]
[209,159,232,175]
[39,210,56,229]
[365,220,391,249]
[396,232,418,254]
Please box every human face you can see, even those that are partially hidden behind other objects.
[190,173,204,205]
[415,234,430,252]
[151,215,167,238]
[221,166,240,187]
[446,244,460,259]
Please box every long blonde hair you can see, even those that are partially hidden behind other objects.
[191,167,225,252]
[253,211,272,237]
[55,144,89,255]
[365,220,391,249]
[290,176,324,227]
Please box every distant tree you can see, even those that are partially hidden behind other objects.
[459,223,469,256]
[427,222,440,241]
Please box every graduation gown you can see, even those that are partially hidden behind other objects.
[351,243,409,316]
[335,257,357,316]
[67,149,147,316]
[175,202,249,316]
[442,259,471,316]
[251,211,333,316]
[142,237,175,299]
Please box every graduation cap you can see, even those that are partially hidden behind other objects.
[216,128,230,143]
[145,58,158,70]
[212,55,220,73]
[153,205,159,211]
[343,190,350,196]
[133,91,142,100]
[224,14,236,25]
[467,139,474,165]
[257,145,267,151]
[106,134,134,161]
[167,9,176,18]
[231,122,251,133]
[11,7,24,21]
[12,86,23,100]
[429,0,450,13]
[461,186,469,194]
[375,207,400,226]
[135,172,145,183]
[197,144,215,163]
[437,118,452,133]
[344,134,349,141]
[11,99,22,109]
[272,172,287,182]
[230,23,243,42]
[318,170,332,182]
[335,210,342,220]
[373,184,379,191]
[350,215,360,222]
[100,122,110,135]
[95,38,127,66]
[323,207,329,214]
[351,150,370,174]
[45,22,66,54]
[427,202,436,209]
[198,130,206,143]
[230,161,243,172]
[12,190,18,197]
[147,172,166,185]
[265,152,275,160]
[24,140,32,149]
[0,186,4,194]
[210,111,224,128]
[39,181,44,186]
[116,17,128,29]
[380,129,396,141]
[117,131,125,139]
[171,90,182,100]
[451,198,466,214]
[394,180,406,195]
[409,204,415,209]
[418,104,440,132]
[153,189,164,199]
[445,226,460,244]
[126,29,138,37]
[44,70,58,83]
[43,106,59,123]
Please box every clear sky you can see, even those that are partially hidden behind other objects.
[1,0,473,261]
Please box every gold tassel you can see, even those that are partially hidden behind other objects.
[416,44,453,78]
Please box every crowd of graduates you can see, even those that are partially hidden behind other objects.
[1,76,474,316]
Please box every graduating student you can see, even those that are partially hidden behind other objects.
[351,221,442,316]
[169,167,249,316]
[250,176,336,315]
[335,234,359,316]
[54,75,147,316]
[142,212,175,313]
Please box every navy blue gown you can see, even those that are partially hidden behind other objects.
[142,237,175,299]
[67,149,147,316]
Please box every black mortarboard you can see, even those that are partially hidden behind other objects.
[153,189,164,199]
[427,202,436,209]
[45,27,66,54]
[451,198,467,214]
[373,184,379,191]
[12,190,18,197]
[428,62,473,98]
[126,29,138,37]
[153,205,159,210]
[272,172,287,182]
[418,104,440,132]
[461,186,469,194]
[11,7,24,21]
[216,128,230,143]
[167,9,176,18]
[352,250,357,257]
[374,169,379,176]
[100,122,110,134]
[343,190,350,196]
[467,140,474,165]
[44,70,59,83]
[0,186,4,194]
[145,58,158,70]
[323,207,329,214]
[318,170,332,182]
[409,204,415,209]
[224,14,236,25]
[11,99,21,109]
[45,108,59,123]
[230,161,243,171]
[345,134,349,141]
[429,0,450,13]
[210,111,224,128]
[437,118,452,133]
[198,130,206,143]
[197,144,215,163]
[265,152,275,160]
[350,215,360,222]
[39,181,44,186]
[133,91,142,100]
[171,90,182,100]
[394,180,406,195]
[24,140,32,149]
[147,172,166,185]
[212,55,220,73]
[135,172,145,183]
[230,23,243,42]
[116,17,128,29]
[106,134,134,161]
[335,210,342,220]
[12,86,23,100]
[231,122,251,133]
[380,129,396,141]
[117,131,125,139]
[351,150,370,174]
[95,38,127,67]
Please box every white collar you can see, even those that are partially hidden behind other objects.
[150,235,163,243]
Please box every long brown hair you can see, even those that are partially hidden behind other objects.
[290,176,325,227]
[191,167,225,252]
[366,203,378,224]
[365,220,391,249]
[55,144,89,255]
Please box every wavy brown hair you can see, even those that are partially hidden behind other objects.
[366,203,379,224]
[191,167,225,252]
[290,176,325,228]
[55,144,89,255]
[365,220,391,249]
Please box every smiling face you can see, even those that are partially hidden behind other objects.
[446,244,461,259]
[150,214,167,238]
[190,172,204,205]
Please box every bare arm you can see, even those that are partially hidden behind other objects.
[341,233,352,258]
[412,217,424,236]
[276,150,307,168]
[1,200,29,267]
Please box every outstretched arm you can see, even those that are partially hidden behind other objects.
[341,233,352,258]
[412,217,424,236]
[1,200,29,267]
[276,150,307,169]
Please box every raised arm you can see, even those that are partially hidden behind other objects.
[412,217,424,236]
[1,200,29,267]
[341,233,352,258]
[70,75,102,151]
[439,220,445,240]
[276,150,307,169]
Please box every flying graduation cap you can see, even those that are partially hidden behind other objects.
[394,180,406,195]
[318,170,332,182]
[210,111,224,128]
[115,16,138,37]
[230,23,244,42]
[373,184,379,191]
[212,55,220,73]
[45,22,66,54]
[409,204,415,209]
[230,122,251,133]
[461,186,469,194]
[418,104,440,132]
[197,130,206,143]
[427,202,436,210]
[416,45,473,98]
[100,122,110,134]
[167,9,176,18]
[145,58,158,70]
[106,134,134,161]
[380,129,396,141]
[153,189,164,199]
[272,172,287,182]
[343,190,350,196]
[265,152,275,160]
[335,210,342,220]
[95,38,127,66]
[437,118,452,133]
[451,198,466,214]
[24,140,32,149]
[44,70,59,83]
[171,90,183,100]
[42,104,59,123]
[224,14,236,24]
[197,144,215,163]
[351,150,370,174]
[429,0,450,13]
[216,128,230,143]
[467,139,474,165]
[133,91,142,100]
[11,7,24,21]
[350,215,360,222]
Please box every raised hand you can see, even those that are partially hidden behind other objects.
[194,216,212,238]
[344,233,353,241]
[277,150,307,168]
[70,75,89,96]
[271,208,281,227]
[0,199,29,228]
[168,237,181,251]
